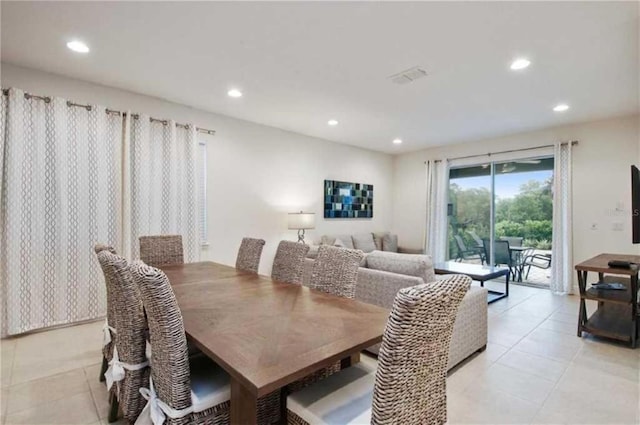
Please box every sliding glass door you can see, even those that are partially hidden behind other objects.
[448,164,491,264]
[447,157,554,286]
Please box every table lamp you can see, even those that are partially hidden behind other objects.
[288,211,315,243]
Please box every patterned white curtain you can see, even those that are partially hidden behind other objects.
[123,114,200,262]
[0,88,122,336]
[551,142,574,295]
[425,159,450,263]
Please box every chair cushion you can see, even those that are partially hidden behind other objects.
[352,233,377,253]
[382,233,398,252]
[189,355,230,413]
[287,362,376,425]
[366,251,435,283]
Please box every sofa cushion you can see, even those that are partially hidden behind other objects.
[320,234,354,249]
[366,251,435,283]
[382,234,398,252]
[372,232,389,251]
[352,233,377,253]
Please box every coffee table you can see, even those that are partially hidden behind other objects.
[434,261,510,303]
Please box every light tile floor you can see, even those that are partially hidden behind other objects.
[0,284,638,424]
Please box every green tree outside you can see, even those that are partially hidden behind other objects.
[449,176,553,259]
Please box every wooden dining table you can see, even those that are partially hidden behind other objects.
[160,261,391,425]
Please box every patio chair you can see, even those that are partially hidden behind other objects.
[466,231,486,264]
[454,235,482,263]
[483,239,515,279]
[522,253,552,280]
[499,236,523,247]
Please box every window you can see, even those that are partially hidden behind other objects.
[198,140,208,245]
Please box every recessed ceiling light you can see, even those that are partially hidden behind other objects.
[66,40,89,53]
[227,89,243,98]
[327,119,339,126]
[553,103,569,112]
[392,138,403,145]
[510,58,531,70]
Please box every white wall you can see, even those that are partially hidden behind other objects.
[392,114,640,272]
[1,63,394,274]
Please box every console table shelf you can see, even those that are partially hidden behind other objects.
[585,285,632,305]
[582,304,634,342]
[575,253,639,348]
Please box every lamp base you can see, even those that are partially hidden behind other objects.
[297,229,306,244]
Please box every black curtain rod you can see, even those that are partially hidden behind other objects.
[2,88,216,135]
[426,141,578,164]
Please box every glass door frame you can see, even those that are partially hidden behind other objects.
[448,154,554,271]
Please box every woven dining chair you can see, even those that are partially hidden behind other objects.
[139,234,184,268]
[97,251,150,423]
[286,274,472,425]
[271,241,310,284]
[288,245,365,393]
[235,237,266,273]
[94,244,118,384]
[129,260,281,425]
[307,245,364,299]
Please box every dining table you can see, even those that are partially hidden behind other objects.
[160,261,391,425]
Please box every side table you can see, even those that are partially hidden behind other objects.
[575,253,639,348]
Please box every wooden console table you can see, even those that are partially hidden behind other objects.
[575,253,639,348]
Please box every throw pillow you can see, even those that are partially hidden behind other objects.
[320,235,336,246]
[382,233,399,252]
[333,238,346,248]
[319,234,354,249]
[306,245,319,259]
[373,232,389,251]
[352,233,377,253]
[335,234,355,249]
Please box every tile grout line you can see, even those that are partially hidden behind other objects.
[82,365,105,424]
[484,297,576,424]
[529,336,585,423]
[2,343,17,425]
[490,297,561,352]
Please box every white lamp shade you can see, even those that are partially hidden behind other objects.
[288,212,315,230]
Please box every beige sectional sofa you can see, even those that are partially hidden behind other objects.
[310,231,424,255]
[302,246,488,370]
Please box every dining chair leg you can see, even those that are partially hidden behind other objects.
[99,356,107,382]
[278,387,288,425]
[107,391,119,423]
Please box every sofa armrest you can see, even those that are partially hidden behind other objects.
[398,246,425,255]
[354,268,423,309]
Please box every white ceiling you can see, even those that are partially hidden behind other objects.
[1,1,638,153]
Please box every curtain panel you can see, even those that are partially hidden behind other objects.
[551,142,574,295]
[425,159,450,263]
[124,114,200,263]
[0,88,122,336]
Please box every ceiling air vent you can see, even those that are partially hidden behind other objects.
[388,66,427,85]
